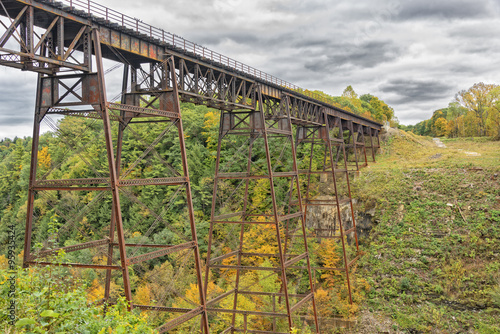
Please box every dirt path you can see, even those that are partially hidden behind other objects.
[433,137,481,156]
[432,137,446,148]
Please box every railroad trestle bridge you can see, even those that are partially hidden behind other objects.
[0,0,381,332]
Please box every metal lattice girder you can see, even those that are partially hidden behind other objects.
[204,90,319,333]
[0,2,92,72]
[1,0,383,133]
[342,120,368,171]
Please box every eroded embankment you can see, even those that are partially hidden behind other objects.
[307,130,500,333]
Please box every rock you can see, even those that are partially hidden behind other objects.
[305,196,374,243]
[465,151,481,156]
[366,207,376,216]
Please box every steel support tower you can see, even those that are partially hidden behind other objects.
[204,91,319,333]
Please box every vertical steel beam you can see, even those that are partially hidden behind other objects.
[92,29,133,304]
[23,74,43,267]
[285,97,319,333]
[104,64,129,301]
[166,56,210,333]
[26,5,34,55]
[257,89,293,329]
[57,16,64,60]
[230,128,254,330]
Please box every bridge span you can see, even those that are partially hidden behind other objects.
[1,0,381,332]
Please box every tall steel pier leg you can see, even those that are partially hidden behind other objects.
[169,57,210,333]
[92,30,133,304]
[104,64,129,302]
[23,74,43,268]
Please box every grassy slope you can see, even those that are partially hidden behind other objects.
[351,132,500,333]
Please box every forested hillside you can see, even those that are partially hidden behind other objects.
[0,93,384,333]
[303,86,396,126]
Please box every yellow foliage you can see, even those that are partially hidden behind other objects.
[486,107,500,138]
[133,284,151,305]
[314,288,334,318]
[202,111,220,152]
[317,239,343,287]
[243,224,280,267]
[433,117,449,137]
[93,255,108,265]
[315,239,369,319]
[173,282,222,324]
[0,254,7,269]
[220,246,236,278]
[78,217,94,239]
[464,110,480,137]
[37,146,51,169]
[251,178,269,209]
[87,279,104,302]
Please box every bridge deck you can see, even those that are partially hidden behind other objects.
[0,0,381,130]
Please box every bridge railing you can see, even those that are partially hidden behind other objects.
[45,0,350,109]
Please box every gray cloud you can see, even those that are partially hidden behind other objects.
[379,79,454,104]
[0,71,37,135]
[0,115,33,125]
[304,41,401,72]
[395,0,495,20]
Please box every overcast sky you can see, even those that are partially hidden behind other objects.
[2,0,500,139]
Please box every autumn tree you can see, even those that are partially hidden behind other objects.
[455,82,499,136]
[464,110,480,137]
[342,85,358,100]
[485,86,500,139]
[433,117,448,137]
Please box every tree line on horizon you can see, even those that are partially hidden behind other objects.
[404,82,500,139]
